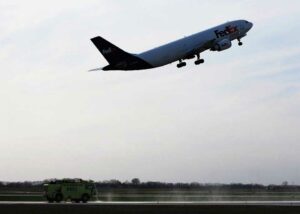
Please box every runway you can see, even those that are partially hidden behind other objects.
[1,201,300,214]
[1,201,300,206]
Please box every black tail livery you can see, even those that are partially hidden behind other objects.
[91,37,153,71]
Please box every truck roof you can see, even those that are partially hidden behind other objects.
[44,178,94,184]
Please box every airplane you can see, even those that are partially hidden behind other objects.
[90,20,253,71]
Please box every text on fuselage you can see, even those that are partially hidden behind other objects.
[215,26,238,38]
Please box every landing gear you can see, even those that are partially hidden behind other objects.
[238,38,243,46]
[177,54,205,68]
[195,59,204,65]
[177,60,186,68]
[194,53,205,65]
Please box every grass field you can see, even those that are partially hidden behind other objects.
[1,189,300,202]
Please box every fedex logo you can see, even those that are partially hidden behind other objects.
[102,48,113,54]
[214,26,238,38]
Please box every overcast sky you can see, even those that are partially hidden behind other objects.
[0,0,300,184]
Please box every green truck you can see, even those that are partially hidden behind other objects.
[43,179,96,203]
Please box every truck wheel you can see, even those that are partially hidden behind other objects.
[81,194,90,203]
[55,194,63,203]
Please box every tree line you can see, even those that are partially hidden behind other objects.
[0,179,299,192]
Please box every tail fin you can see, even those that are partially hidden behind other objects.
[91,36,131,65]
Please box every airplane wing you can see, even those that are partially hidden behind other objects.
[202,39,216,49]
[183,39,216,59]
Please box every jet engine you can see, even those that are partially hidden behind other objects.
[211,39,232,51]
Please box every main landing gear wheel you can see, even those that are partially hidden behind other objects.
[177,60,186,68]
[195,59,205,65]
[195,54,205,65]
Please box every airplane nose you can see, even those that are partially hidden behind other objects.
[249,22,253,30]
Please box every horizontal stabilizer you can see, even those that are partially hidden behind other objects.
[88,67,104,72]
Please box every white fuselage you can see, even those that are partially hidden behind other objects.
[91,20,253,71]
[138,20,253,67]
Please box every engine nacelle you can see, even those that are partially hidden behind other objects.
[211,39,232,51]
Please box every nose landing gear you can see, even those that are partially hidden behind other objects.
[238,38,243,46]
